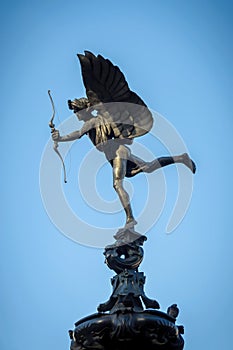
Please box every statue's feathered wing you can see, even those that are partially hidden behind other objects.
[77,51,153,139]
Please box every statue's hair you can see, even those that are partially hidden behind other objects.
[68,98,88,111]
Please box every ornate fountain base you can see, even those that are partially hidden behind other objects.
[69,228,184,350]
[69,310,184,350]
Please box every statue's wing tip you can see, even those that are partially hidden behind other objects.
[84,50,95,58]
[77,51,96,62]
[77,53,85,59]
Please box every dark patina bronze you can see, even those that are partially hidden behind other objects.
[69,228,184,349]
[49,51,196,350]
[51,51,196,228]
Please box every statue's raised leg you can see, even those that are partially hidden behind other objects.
[128,153,196,176]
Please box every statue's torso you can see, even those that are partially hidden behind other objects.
[86,117,133,159]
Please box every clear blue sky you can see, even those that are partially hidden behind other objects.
[1,1,233,349]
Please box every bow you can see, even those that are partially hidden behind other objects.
[48,90,67,183]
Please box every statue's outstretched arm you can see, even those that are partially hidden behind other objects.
[52,118,96,142]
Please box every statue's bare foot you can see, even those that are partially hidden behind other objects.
[125,218,137,228]
[181,153,196,174]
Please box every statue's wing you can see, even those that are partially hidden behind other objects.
[77,51,153,138]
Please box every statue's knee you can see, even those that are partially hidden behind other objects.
[113,179,121,191]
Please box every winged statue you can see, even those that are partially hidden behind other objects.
[52,51,196,228]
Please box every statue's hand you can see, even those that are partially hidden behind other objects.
[52,129,61,142]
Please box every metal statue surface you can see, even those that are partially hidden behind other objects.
[69,229,185,350]
[51,51,196,228]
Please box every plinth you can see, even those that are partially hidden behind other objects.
[69,228,184,350]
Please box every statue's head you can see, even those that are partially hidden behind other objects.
[68,98,90,121]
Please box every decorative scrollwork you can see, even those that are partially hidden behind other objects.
[70,310,184,350]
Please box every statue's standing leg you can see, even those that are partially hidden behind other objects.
[112,146,137,226]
